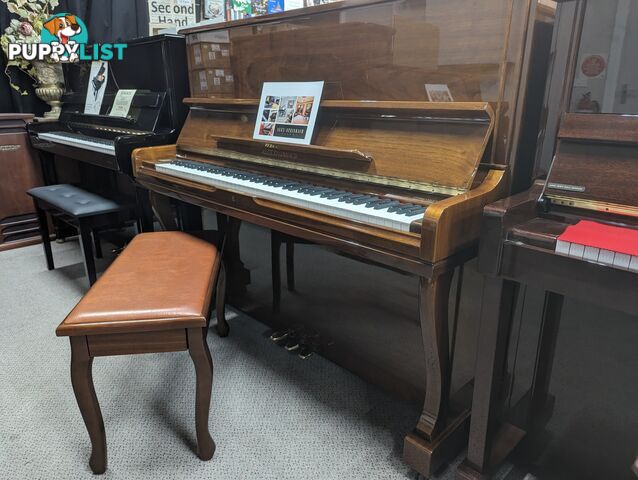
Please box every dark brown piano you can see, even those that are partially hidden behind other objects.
[459,0,638,477]
[132,0,553,475]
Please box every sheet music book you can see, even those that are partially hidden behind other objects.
[253,81,324,145]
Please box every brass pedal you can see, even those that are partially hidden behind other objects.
[270,329,290,342]
[284,338,300,351]
[297,344,313,360]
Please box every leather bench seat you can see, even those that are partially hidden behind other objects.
[57,231,220,337]
[28,184,123,217]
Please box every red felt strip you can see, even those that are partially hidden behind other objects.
[557,220,638,257]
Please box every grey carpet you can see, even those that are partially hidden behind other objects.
[0,240,474,480]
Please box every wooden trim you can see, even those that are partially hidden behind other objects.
[184,98,494,118]
[421,169,508,262]
[87,330,188,356]
[558,113,638,144]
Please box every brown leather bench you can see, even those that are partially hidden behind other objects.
[56,231,228,474]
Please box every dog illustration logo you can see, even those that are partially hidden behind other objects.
[40,13,89,62]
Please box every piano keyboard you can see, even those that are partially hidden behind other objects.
[37,131,115,156]
[555,220,638,273]
[156,160,427,232]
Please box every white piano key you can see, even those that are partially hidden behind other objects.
[555,240,570,255]
[597,249,616,266]
[612,253,631,270]
[628,256,638,273]
[567,243,585,259]
[38,132,115,156]
[156,162,424,233]
[583,246,600,262]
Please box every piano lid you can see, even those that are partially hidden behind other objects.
[543,113,638,218]
[178,98,494,195]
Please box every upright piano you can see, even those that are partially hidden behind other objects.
[28,34,189,231]
[132,0,553,475]
[460,0,638,477]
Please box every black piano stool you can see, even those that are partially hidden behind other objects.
[28,184,136,287]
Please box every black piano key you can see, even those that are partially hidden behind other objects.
[364,198,391,207]
[307,187,333,196]
[325,191,348,199]
[350,197,372,205]
[374,200,401,210]
[341,194,370,204]
[402,207,426,216]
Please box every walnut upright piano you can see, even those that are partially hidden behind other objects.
[460,0,638,477]
[132,0,552,475]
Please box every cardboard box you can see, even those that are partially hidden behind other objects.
[190,68,235,97]
[188,42,232,70]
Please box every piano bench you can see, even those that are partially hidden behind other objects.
[56,231,228,474]
[27,184,137,287]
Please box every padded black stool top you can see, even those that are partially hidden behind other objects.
[28,184,123,218]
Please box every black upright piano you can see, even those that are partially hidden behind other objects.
[28,34,189,231]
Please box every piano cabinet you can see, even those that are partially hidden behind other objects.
[0,114,44,251]
[133,0,553,476]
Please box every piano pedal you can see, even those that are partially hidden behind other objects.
[297,344,313,360]
[284,338,300,351]
[270,329,290,342]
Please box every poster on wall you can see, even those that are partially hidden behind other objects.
[148,0,196,34]
[203,0,227,22]
[232,0,252,15]
[84,61,108,115]
[253,81,324,145]
[576,53,607,83]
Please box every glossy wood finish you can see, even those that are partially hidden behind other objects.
[462,105,638,480]
[178,101,494,195]
[134,1,552,476]
[543,114,638,217]
[0,114,43,250]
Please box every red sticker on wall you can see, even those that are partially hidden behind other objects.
[581,54,606,78]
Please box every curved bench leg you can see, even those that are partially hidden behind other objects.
[215,264,229,337]
[70,336,107,474]
[187,328,216,461]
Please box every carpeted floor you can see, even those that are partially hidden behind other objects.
[0,239,464,480]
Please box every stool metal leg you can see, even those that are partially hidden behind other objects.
[78,220,97,286]
[187,327,216,461]
[34,203,54,270]
[70,336,107,474]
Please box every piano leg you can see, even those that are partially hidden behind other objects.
[457,277,520,479]
[457,285,563,480]
[404,270,471,477]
